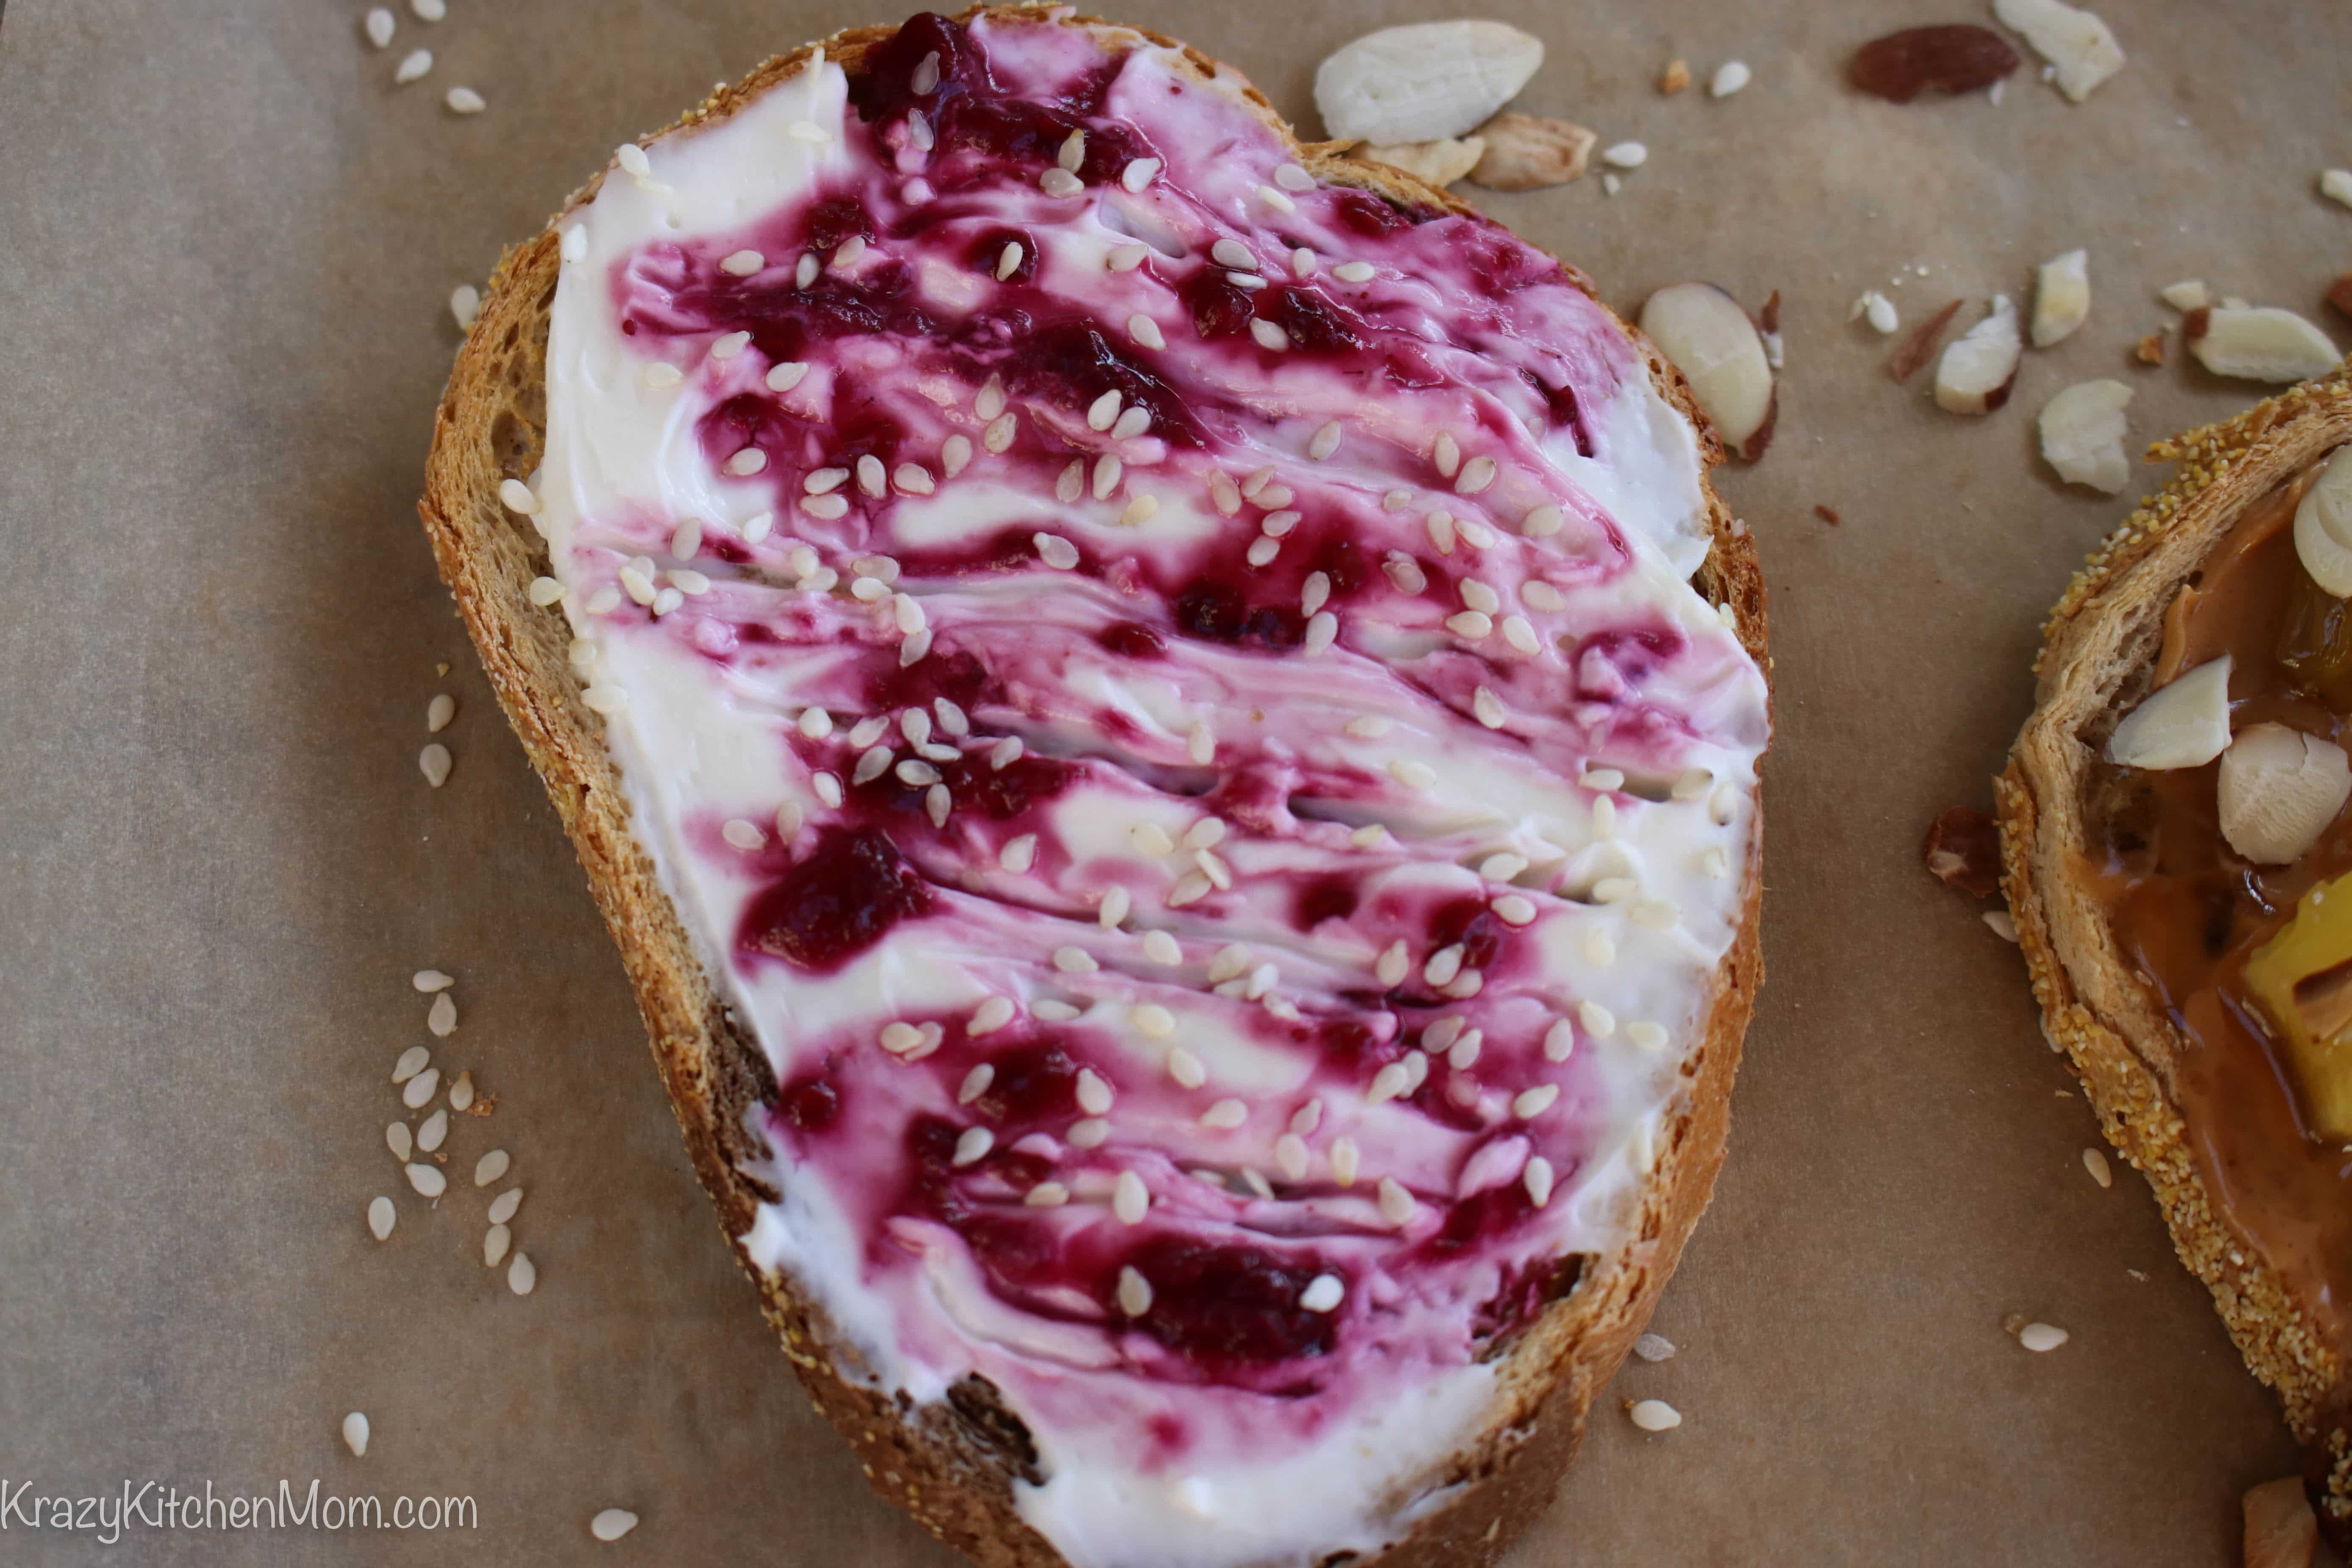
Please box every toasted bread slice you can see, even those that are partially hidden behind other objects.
[419,10,1769,1565]
[2002,366,2352,1539]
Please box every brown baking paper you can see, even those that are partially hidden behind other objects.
[4,0,2348,1562]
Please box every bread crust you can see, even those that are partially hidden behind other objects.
[417,11,1769,1563]
[1999,364,2352,1535]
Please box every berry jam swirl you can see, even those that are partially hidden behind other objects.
[535,13,1766,1566]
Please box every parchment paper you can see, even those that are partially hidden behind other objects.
[5,0,2347,1562]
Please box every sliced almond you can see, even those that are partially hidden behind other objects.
[2185,306,2341,383]
[1314,21,1543,145]
[1638,282,1776,461]
[2219,724,2351,865]
[2294,450,2352,595]
[1933,295,2023,414]
[2243,1476,2319,1568]
[1992,0,2124,102]
[2038,379,2132,493]
[2160,278,2210,311]
[2322,170,2352,211]
[2106,655,2232,771]
[2031,249,2090,346]
[1467,113,1595,190]
[1354,137,1485,189]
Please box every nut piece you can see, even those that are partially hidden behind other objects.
[2160,278,2210,311]
[1315,21,1544,145]
[2328,275,2352,319]
[1924,806,2001,897]
[2294,452,2352,596]
[2031,248,2090,346]
[2038,379,2133,493]
[2185,306,2342,383]
[1354,137,1486,189]
[1659,58,1691,94]
[2219,724,2352,866]
[1852,290,1900,334]
[1992,0,2125,102]
[1851,25,2020,101]
[1638,282,1776,461]
[1467,113,1595,190]
[1933,295,2024,414]
[2106,655,2232,771]
[2135,331,2167,366]
[2243,1476,2319,1568]
[2322,169,2352,211]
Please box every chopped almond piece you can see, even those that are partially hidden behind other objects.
[2242,1476,2317,1568]
[1659,57,1691,94]
[2135,331,2167,366]
[2328,274,2352,319]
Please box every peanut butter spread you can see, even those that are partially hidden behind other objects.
[2090,463,2352,1349]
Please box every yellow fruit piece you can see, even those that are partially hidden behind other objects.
[2243,870,2352,1141]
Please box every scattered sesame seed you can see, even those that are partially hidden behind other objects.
[1039,167,1084,198]
[1121,158,1162,191]
[561,225,586,263]
[952,1127,994,1166]
[1524,1156,1556,1207]
[1302,611,1338,655]
[1025,1181,1069,1208]
[1502,616,1540,655]
[1142,930,1183,966]
[1455,455,1496,494]
[1261,509,1301,538]
[1513,1084,1562,1119]
[1112,406,1152,442]
[1249,319,1289,352]
[474,1148,511,1186]
[1375,940,1410,987]
[1367,1062,1412,1104]
[794,253,820,288]
[1350,824,1388,848]
[894,463,936,495]
[912,50,941,94]
[588,1508,634,1541]
[1075,1068,1115,1115]
[1333,261,1375,283]
[1000,835,1039,874]
[1583,928,1616,967]
[1330,1136,1361,1186]
[1274,162,1314,192]
[1602,141,1649,169]
[444,86,485,114]
[2018,1321,2069,1353]
[1630,1399,1680,1432]
[1377,1177,1415,1226]
[711,330,751,360]
[1166,871,1212,907]
[1058,128,1086,171]
[1117,1265,1153,1315]
[1107,242,1149,272]
[1247,537,1280,568]
[855,454,886,497]
[488,1188,521,1225]
[393,47,433,83]
[364,8,395,47]
[1114,1170,1150,1224]
[996,241,1024,281]
[787,120,833,144]
[1291,247,1316,278]
[1033,532,1079,570]
[366,1196,396,1241]
[1055,461,1084,504]
[2083,1148,2113,1188]
[1093,453,1123,500]
[1127,313,1166,349]
[1201,1098,1248,1130]
[982,412,1018,453]
[1594,796,1619,838]
[813,772,842,808]
[1256,183,1295,213]
[405,1162,447,1198]
[894,758,941,787]
[427,991,457,1037]
[990,736,1025,769]
[416,1108,448,1153]
[483,1222,511,1268]
[1444,611,1491,640]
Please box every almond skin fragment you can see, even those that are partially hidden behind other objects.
[1934,295,2024,414]
[2135,331,2167,366]
[1888,298,1963,380]
[2328,274,2352,319]
[1924,806,2001,897]
[1851,24,2020,102]
[1353,137,1485,189]
[1659,58,1691,94]
[2242,1476,2319,1568]
[1466,113,1595,190]
[1639,281,1776,461]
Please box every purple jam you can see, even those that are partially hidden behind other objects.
[738,826,933,969]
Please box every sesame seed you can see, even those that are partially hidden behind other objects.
[1426,513,1456,553]
[774,799,803,840]
[1291,246,1317,278]
[912,50,941,93]
[1117,1265,1153,1316]
[561,225,586,262]
[1197,1098,1246,1130]
[405,1162,447,1198]
[1187,721,1214,765]
[643,363,682,389]
[975,375,1007,420]
[721,818,765,851]
[581,682,627,714]
[1084,388,1124,432]
[1107,242,1149,272]
[1478,852,1526,883]
[1114,1170,1149,1224]
[990,736,1025,769]
[483,1223,511,1268]
[1333,261,1375,283]
[498,477,540,515]
[968,996,1016,1038]
[907,113,934,155]
[1377,1177,1414,1226]
[1256,183,1296,213]
[1522,581,1566,612]
[794,253,820,287]
[996,242,1023,281]
[711,330,751,359]
[364,8,395,47]
[1093,454,1122,500]
[1513,1084,1561,1119]
[1460,580,1500,615]
[1423,945,1464,987]
[589,1508,636,1541]
[952,1127,994,1166]
[1375,941,1410,986]
[1197,849,1234,890]
[850,454,884,497]
[1594,796,1619,838]
[1444,611,1491,640]
[1627,1021,1669,1052]
[1711,782,1739,825]
[850,714,892,747]
[1205,944,1251,983]
[1469,686,1508,729]
[1301,572,1332,616]
[1524,1156,1556,1207]
[725,447,766,475]
[1142,930,1182,965]
[1247,537,1280,568]
[1274,162,1314,192]
[2019,1321,2069,1353]
[1098,885,1132,929]
[1583,928,1616,967]
[1496,894,1537,925]
[1055,461,1084,504]
[1350,824,1388,848]
[1039,167,1084,197]
[424,991,458,1038]
[1456,517,1494,549]
[1455,455,1497,495]
[1302,611,1338,655]
[487,1188,521,1225]
[1432,432,1460,477]
[1522,503,1567,538]
[394,47,433,83]
[894,758,941,787]
[1367,1063,1411,1104]
[1390,758,1438,792]
[982,412,1017,452]
[1502,616,1541,655]
[1447,1029,1483,1069]
[1112,406,1152,441]
[1632,900,1678,930]
[1261,510,1301,538]
[1052,945,1097,975]
[1330,1137,1361,1186]
[1033,532,1079,570]
[1026,1181,1069,1207]
[813,772,843,808]
[1166,871,1212,907]
[650,586,683,617]
[787,120,833,144]
[1381,554,1427,594]
[880,1021,925,1054]
[1128,314,1166,350]
[1602,141,1648,169]
[1211,239,1258,272]
[852,746,892,785]
[1591,877,1636,904]
[1249,319,1289,352]
[894,463,936,495]
[473,1147,511,1187]
[367,1196,396,1241]
[1058,129,1086,172]
[1000,834,1039,874]
[449,283,480,330]
[1121,158,1162,192]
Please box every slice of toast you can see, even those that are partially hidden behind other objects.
[2001,366,2352,1540]
[419,10,1769,1565]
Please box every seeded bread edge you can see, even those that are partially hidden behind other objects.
[417,11,1770,1565]
[1999,366,2352,1539]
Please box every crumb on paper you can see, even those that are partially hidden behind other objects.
[1924,806,2001,896]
